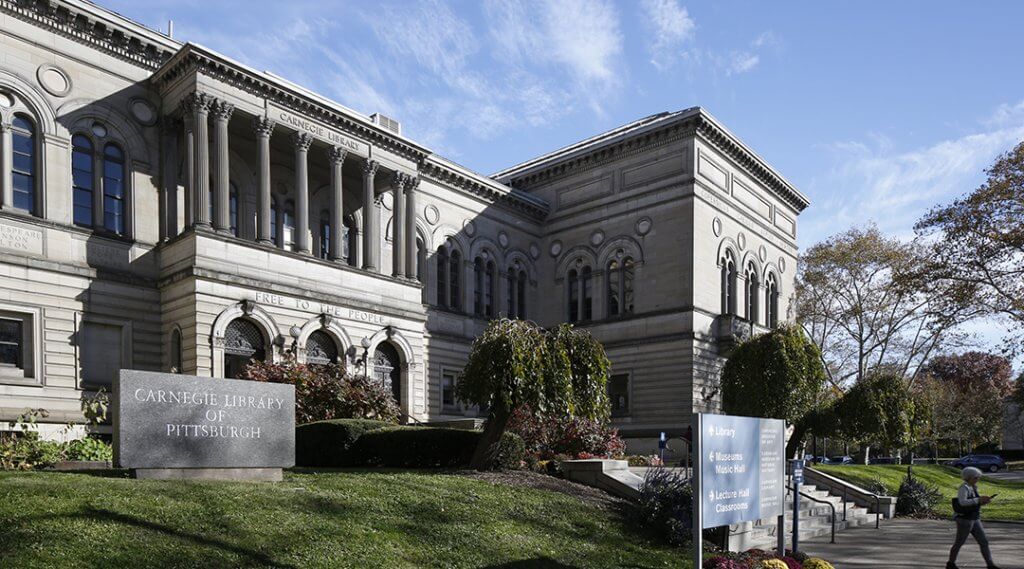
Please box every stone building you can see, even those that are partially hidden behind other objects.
[0,0,808,449]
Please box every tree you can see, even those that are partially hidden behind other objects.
[916,141,1024,355]
[457,319,611,470]
[1007,374,1024,452]
[721,323,828,458]
[833,371,917,463]
[796,225,977,388]
[917,352,1014,453]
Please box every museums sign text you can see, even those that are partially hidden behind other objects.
[114,370,295,469]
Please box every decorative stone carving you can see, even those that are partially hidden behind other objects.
[549,240,563,257]
[326,145,347,165]
[737,232,747,250]
[424,204,440,225]
[759,245,767,262]
[712,217,722,237]
[590,230,604,246]
[37,64,72,97]
[252,116,275,137]
[210,99,235,121]
[290,131,314,151]
[179,91,214,116]
[635,216,653,236]
[529,243,541,260]
[779,257,787,273]
[498,231,509,248]
[128,97,157,126]
[463,219,476,237]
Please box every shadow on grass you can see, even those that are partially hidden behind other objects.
[481,558,580,568]
[23,507,296,568]
[43,468,132,478]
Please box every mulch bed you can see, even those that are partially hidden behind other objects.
[460,469,626,511]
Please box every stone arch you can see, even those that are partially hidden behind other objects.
[762,262,781,286]
[555,244,598,278]
[59,99,152,167]
[0,70,58,135]
[210,300,281,378]
[503,248,535,282]
[740,250,761,276]
[468,236,502,263]
[597,235,645,267]
[365,326,417,418]
[717,237,740,267]
[296,313,353,365]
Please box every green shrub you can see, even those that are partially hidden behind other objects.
[295,419,393,467]
[63,437,112,462]
[864,477,890,496]
[633,467,692,547]
[896,467,940,516]
[492,432,526,470]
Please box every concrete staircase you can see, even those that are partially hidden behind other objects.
[729,483,877,551]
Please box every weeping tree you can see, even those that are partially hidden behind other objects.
[721,323,828,459]
[458,319,611,470]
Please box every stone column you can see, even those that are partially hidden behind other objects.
[160,118,180,240]
[391,172,408,278]
[182,118,195,228]
[252,117,275,244]
[0,120,12,210]
[181,92,213,229]
[404,176,419,279]
[211,99,234,233]
[291,132,314,254]
[361,160,379,271]
[326,146,347,261]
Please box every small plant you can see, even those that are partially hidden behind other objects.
[632,467,692,547]
[864,477,889,496]
[802,559,835,569]
[64,437,113,462]
[758,560,790,569]
[507,405,625,461]
[896,466,940,516]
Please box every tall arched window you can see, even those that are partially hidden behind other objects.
[102,143,126,235]
[484,260,496,318]
[506,268,516,317]
[416,237,425,282]
[581,266,592,321]
[721,250,738,316]
[449,249,462,310]
[436,245,449,307]
[71,134,94,227]
[11,115,36,213]
[567,263,593,323]
[306,330,338,365]
[765,273,779,328]
[745,262,759,324]
[606,256,636,317]
[318,209,330,260]
[223,318,266,380]
[473,257,485,316]
[344,215,357,266]
[229,183,239,237]
[282,199,295,251]
[517,270,527,320]
[568,268,579,323]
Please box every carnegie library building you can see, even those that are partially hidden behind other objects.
[0,0,808,450]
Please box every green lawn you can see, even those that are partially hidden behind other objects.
[0,469,684,569]
[815,464,1024,521]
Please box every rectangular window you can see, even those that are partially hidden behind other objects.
[441,371,459,413]
[609,373,630,417]
[0,307,39,385]
[0,318,23,368]
[79,321,123,387]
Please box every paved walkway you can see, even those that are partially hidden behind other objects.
[802,518,1023,568]
[987,469,1024,483]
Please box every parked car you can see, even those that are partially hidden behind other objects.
[947,454,1006,472]
[828,455,854,465]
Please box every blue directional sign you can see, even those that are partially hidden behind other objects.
[697,414,786,528]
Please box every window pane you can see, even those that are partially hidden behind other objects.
[450,252,461,309]
[13,151,33,174]
[104,144,124,160]
[12,116,33,132]
[0,319,21,342]
[13,174,33,211]
[623,259,635,314]
[609,373,629,416]
[73,188,93,226]
[72,135,93,151]
[12,132,33,155]
[442,373,456,407]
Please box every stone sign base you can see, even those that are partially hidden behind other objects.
[132,468,283,482]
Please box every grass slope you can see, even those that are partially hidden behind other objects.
[0,469,684,569]
[816,464,1024,521]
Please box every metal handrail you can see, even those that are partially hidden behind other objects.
[807,466,883,529]
[787,484,836,543]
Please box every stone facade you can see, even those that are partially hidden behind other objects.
[0,0,808,448]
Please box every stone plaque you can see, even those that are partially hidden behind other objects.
[114,370,295,469]
[0,221,43,255]
[269,104,370,157]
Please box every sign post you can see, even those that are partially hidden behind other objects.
[692,413,786,568]
[790,459,805,553]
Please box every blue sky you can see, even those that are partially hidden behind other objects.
[110,0,1024,249]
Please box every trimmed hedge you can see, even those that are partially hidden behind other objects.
[296,419,393,467]
[295,419,525,469]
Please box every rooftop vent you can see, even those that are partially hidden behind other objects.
[370,113,401,135]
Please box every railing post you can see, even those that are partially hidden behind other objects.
[843,486,847,522]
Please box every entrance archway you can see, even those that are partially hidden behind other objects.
[372,342,401,402]
[223,318,265,379]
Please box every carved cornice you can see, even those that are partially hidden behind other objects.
[0,0,178,70]
[420,160,549,221]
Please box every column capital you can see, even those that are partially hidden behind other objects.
[291,131,314,152]
[407,176,421,192]
[251,116,275,138]
[362,159,379,177]
[210,99,235,122]
[179,92,214,116]
[326,145,348,165]
[390,171,411,191]
[0,120,12,132]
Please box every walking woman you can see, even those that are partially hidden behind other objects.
[947,466,1001,569]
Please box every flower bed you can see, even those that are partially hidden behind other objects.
[704,549,834,569]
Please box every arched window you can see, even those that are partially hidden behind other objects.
[473,257,485,316]
[306,330,338,365]
[606,256,636,318]
[449,249,462,310]
[373,342,402,403]
[416,237,425,283]
[11,115,36,213]
[506,268,516,317]
[581,266,592,321]
[282,199,295,251]
[318,209,330,260]
[484,260,496,318]
[568,268,579,323]
[568,264,592,323]
[71,134,94,227]
[223,318,266,380]
[436,245,449,307]
[721,250,738,316]
[229,182,239,237]
[765,273,780,328]
[102,143,126,235]
[170,328,183,373]
[745,262,759,324]
[517,270,527,320]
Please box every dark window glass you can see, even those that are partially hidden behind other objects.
[283,201,295,250]
[224,319,266,380]
[102,143,126,234]
[581,266,592,321]
[319,210,330,259]
[568,269,579,323]
[473,257,484,316]
[416,238,425,283]
[622,258,634,314]
[270,200,279,244]
[306,330,338,365]
[607,260,620,317]
[344,217,357,266]
[442,372,457,411]
[449,251,462,310]
[0,318,22,368]
[517,270,527,319]
[72,135,94,227]
[170,328,182,373]
[609,373,629,417]
[506,268,515,317]
[484,261,495,318]
[436,246,449,307]
[230,184,239,237]
[11,115,35,212]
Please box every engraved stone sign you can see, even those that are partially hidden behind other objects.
[114,370,295,479]
[0,221,43,255]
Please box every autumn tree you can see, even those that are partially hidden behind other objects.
[796,225,978,388]
[830,371,918,463]
[916,141,1024,354]
[457,319,611,470]
[721,324,828,458]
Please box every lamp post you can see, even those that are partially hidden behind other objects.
[359,337,372,380]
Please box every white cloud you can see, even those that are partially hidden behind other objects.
[642,0,696,71]
[727,52,759,75]
[802,100,1024,246]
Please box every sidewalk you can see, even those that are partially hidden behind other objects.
[801,518,1023,568]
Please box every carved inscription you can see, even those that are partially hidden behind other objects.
[253,291,388,325]
[0,222,43,255]
[271,105,370,157]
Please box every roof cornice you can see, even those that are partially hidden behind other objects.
[0,0,179,70]
[422,157,549,221]
[496,108,810,212]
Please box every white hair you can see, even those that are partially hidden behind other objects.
[961,467,983,481]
